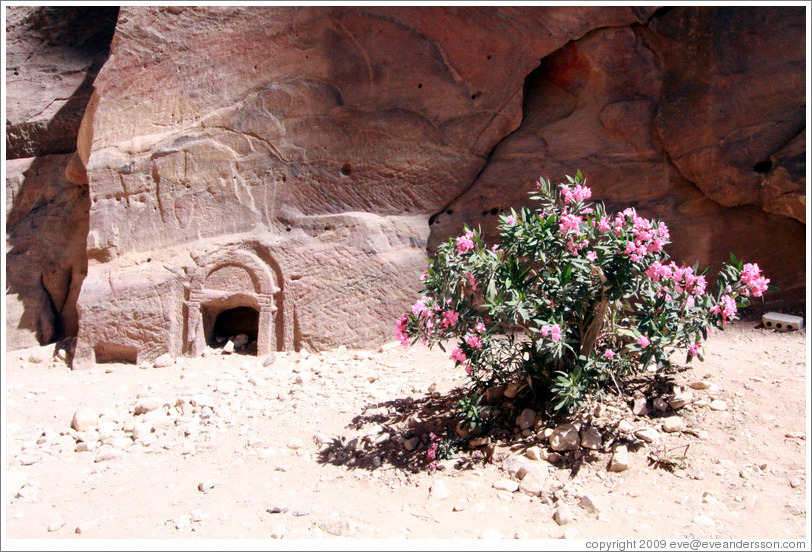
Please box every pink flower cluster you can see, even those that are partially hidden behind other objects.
[614,209,669,262]
[561,184,592,204]
[451,347,467,363]
[541,324,562,341]
[637,335,650,348]
[559,213,583,235]
[710,294,737,324]
[506,215,518,226]
[456,230,475,254]
[739,263,770,298]
[441,309,460,328]
[689,342,702,356]
[645,261,707,297]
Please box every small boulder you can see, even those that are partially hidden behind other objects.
[608,445,629,472]
[153,353,175,368]
[553,503,573,525]
[71,408,98,432]
[549,423,580,451]
[662,416,685,433]
[493,479,519,493]
[668,390,693,410]
[632,396,648,416]
[579,426,602,450]
[516,408,536,431]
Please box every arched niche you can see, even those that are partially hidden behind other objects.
[186,250,281,356]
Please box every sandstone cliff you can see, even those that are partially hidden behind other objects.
[4,6,805,366]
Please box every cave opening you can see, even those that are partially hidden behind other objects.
[204,305,259,354]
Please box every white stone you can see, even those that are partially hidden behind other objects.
[519,471,546,497]
[429,479,451,500]
[689,380,711,390]
[553,503,573,525]
[134,398,164,415]
[709,399,728,411]
[493,479,519,493]
[525,446,544,462]
[662,416,685,433]
[71,408,98,432]
[608,445,629,472]
[634,428,661,443]
[668,390,693,410]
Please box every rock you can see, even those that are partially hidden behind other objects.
[634,427,661,443]
[709,399,728,411]
[579,426,602,450]
[493,479,519,493]
[429,479,451,500]
[519,471,546,497]
[286,438,305,450]
[223,340,235,354]
[632,396,648,416]
[689,380,711,390]
[553,503,573,525]
[484,385,506,403]
[133,398,164,415]
[652,398,669,412]
[662,416,686,433]
[153,353,175,368]
[503,382,522,399]
[549,423,580,451]
[668,390,693,410]
[789,477,802,488]
[18,453,42,466]
[525,446,544,462]
[617,419,635,433]
[578,494,600,513]
[403,437,420,451]
[28,348,52,364]
[198,481,215,493]
[174,514,192,529]
[263,355,277,367]
[94,449,122,463]
[233,334,250,349]
[502,455,532,479]
[608,445,629,472]
[516,408,536,430]
[71,408,98,432]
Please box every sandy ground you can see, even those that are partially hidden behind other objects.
[2,318,809,547]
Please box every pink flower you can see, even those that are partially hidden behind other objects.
[597,217,611,232]
[710,295,737,324]
[475,321,486,334]
[740,263,770,297]
[586,250,598,262]
[411,298,429,317]
[572,184,592,202]
[637,335,650,348]
[419,269,428,282]
[541,324,562,342]
[559,213,582,234]
[395,314,410,345]
[492,244,501,253]
[441,310,459,328]
[450,347,467,363]
[456,235,475,254]
[506,215,517,226]
[465,334,483,349]
[689,342,702,356]
[603,348,615,360]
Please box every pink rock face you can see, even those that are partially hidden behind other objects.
[73,6,655,366]
[4,6,805,364]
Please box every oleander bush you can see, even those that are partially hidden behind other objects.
[397,172,771,414]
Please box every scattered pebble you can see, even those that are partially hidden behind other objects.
[553,503,573,525]
[634,428,661,443]
[608,445,629,472]
[71,408,98,432]
[709,399,728,411]
[662,416,686,433]
[579,426,602,450]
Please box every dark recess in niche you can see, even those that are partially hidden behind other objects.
[753,159,772,174]
[340,163,352,176]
